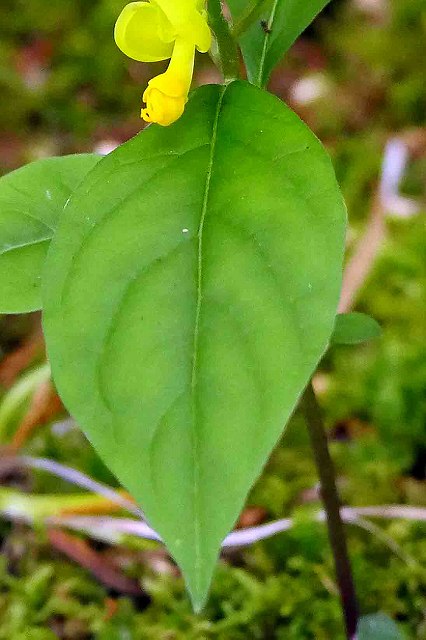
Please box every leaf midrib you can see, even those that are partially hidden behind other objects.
[257,0,280,87]
[190,85,227,594]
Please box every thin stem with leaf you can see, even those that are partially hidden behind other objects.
[301,382,359,640]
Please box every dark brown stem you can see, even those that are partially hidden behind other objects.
[301,382,359,639]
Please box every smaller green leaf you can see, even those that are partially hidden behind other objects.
[357,613,404,640]
[227,0,332,86]
[331,312,382,345]
[0,154,100,314]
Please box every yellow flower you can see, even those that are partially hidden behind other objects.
[115,0,211,126]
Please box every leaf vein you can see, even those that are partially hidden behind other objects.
[96,240,191,419]
[190,85,227,590]
[60,145,207,306]
[0,237,50,258]
[257,0,280,87]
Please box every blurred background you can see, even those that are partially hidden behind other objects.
[0,0,425,638]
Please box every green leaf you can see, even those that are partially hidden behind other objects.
[0,154,100,314]
[357,613,404,640]
[331,312,382,345]
[42,81,346,609]
[228,0,332,86]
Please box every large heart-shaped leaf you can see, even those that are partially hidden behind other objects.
[0,154,100,314]
[42,81,346,608]
[229,0,332,86]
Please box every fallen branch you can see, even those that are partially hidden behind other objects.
[45,505,426,550]
[47,528,144,596]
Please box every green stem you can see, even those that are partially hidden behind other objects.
[207,0,240,82]
[301,382,359,640]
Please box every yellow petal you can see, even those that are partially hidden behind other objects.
[141,88,186,126]
[192,10,212,53]
[141,38,194,126]
[151,0,211,52]
[114,2,174,62]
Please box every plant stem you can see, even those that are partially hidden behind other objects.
[301,382,359,640]
[207,0,240,82]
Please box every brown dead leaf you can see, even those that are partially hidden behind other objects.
[0,327,45,388]
[11,380,63,450]
[48,528,144,596]
[236,506,268,529]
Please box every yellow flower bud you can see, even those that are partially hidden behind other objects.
[141,87,186,127]
[141,38,194,126]
[115,0,211,126]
